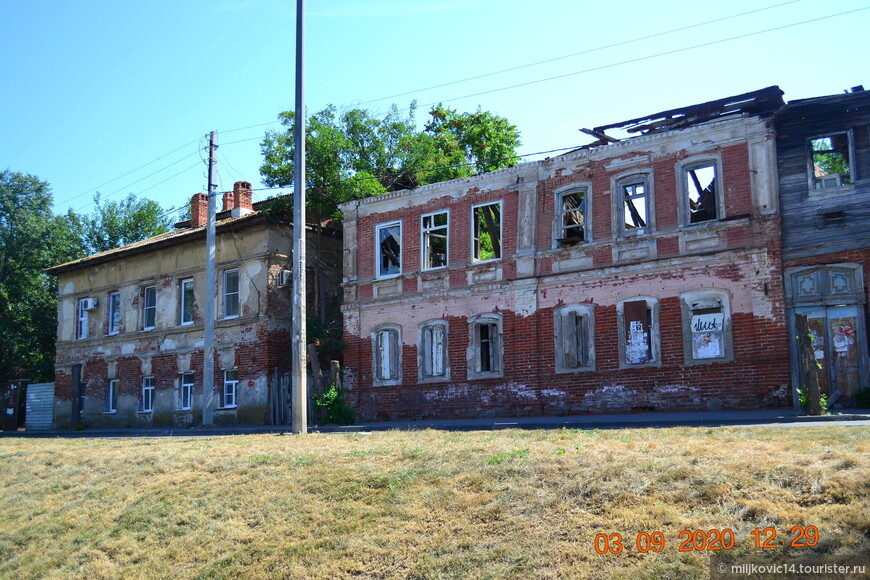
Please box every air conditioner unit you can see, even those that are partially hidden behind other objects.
[82,298,99,310]
[277,270,292,288]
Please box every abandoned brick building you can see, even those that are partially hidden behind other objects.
[47,182,341,428]
[775,86,870,406]
[339,87,798,421]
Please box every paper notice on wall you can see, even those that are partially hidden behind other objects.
[832,322,855,355]
[693,332,721,359]
[626,320,650,364]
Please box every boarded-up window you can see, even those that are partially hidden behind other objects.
[421,323,447,378]
[375,328,400,381]
[558,309,589,369]
[623,300,651,364]
[690,302,725,360]
[473,202,501,261]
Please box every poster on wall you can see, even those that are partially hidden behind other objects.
[691,313,724,359]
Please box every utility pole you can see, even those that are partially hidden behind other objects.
[203,130,218,426]
[291,0,307,434]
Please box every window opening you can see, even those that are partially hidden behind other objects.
[473,203,501,261]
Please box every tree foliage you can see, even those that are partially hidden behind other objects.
[259,102,522,219]
[65,193,173,256]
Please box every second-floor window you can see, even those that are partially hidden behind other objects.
[473,202,501,262]
[107,292,121,335]
[223,270,240,318]
[810,133,853,189]
[180,279,194,325]
[76,299,89,340]
[142,286,156,330]
[422,211,448,270]
[557,189,587,245]
[620,177,649,235]
[684,162,719,224]
[376,221,402,278]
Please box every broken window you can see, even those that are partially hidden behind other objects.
[376,221,402,278]
[619,299,658,366]
[557,189,587,245]
[811,133,852,189]
[682,290,732,364]
[422,211,448,270]
[76,298,89,340]
[140,377,154,412]
[620,177,649,234]
[223,269,240,318]
[684,162,718,223]
[555,306,593,371]
[222,369,237,408]
[473,202,501,261]
[180,279,194,325]
[106,379,119,413]
[373,326,401,383]
[468,314,502,377]
[142,286,157,330]
[108,292,121,335]
[420,321,448,379]
[179,372,194,411]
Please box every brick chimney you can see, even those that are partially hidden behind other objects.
[221,191,235,213]
[230,181,254,218]
[190,193,208,228]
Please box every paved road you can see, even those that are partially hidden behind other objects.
[2,409,869,438]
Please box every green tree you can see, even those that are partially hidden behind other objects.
[0,171,79,382]
[65,193,173,255]
[426,104,522,174]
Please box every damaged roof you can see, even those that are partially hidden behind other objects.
[579,85,785,148]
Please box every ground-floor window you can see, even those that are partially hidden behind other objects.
[140,377,154,412]
[179,372,194,410]
[420,321,449,379]
[222,370,238,408]
[555,305,594,372]
[106,379,119,413]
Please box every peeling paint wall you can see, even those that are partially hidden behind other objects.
[340,115,791,421]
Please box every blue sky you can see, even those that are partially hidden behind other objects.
[2,0,868,220]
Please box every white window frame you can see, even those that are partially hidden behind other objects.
[419,320,449,381]
[179,278,195,326]
[376,221,402,279]
[421,211,449,271]
[107,291,121,335]
[372,325,401,385]
[76,298,89,340]
[105,379,119,413]
[468,313,503,379]
[681,289,733,365]
[677,157,723,226]
[808,131,855,191]
[142,286,157,331]
[554,304,595,373]
[616,297,660,369]
[614,172,653,238]
[471,201,502,263]
[179,372,194,411]
[554,186,589,247]
[223,269,240,319]
[140,377,154,413]
[222,369,238,408]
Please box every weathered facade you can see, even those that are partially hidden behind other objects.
[774,87,870,406]
[340,88,793,421]
[48,182,341,429]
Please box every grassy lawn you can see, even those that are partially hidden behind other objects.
[0,425,868,579]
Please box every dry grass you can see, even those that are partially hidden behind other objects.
[0,425,868,579]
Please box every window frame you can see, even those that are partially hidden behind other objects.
[140,376,154,413]
[616,297,660,369]
[221,369,237,409]
[680,289,733,365]
[554,186,589,247]
[223,269,240,319]
[421,211,449,271]
[107,291,121,335]
[179,278,195,326]
[614,172,654,238]
[467,313,503,379]
[554,304,595,373]
[371,325,401,385]
[677,157,723,227]
[105,379,119,414]
[375,221,402,279]
[76,298,89,340]
[179,372,194,411]
[142,285,157,331]
[471,201,502,263]
[419,320,449,381]
[807,130,855,191]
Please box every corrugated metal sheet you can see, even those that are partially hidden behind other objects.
[25,383,54,430]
